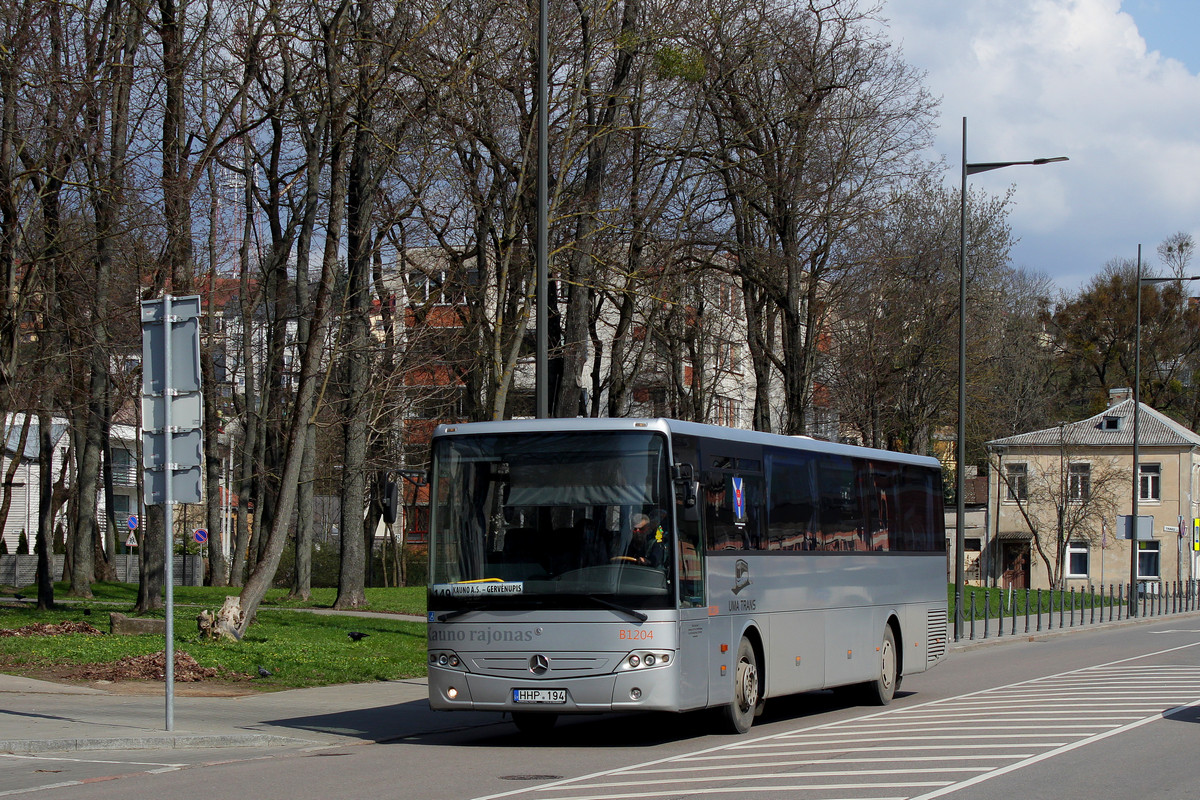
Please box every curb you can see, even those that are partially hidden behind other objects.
[0,733,318,754]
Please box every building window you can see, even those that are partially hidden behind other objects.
[715,396,740,428]
[1139,463,1161,501]
[1137,540,1161,579]
[714,339,737,371]
[1005,463,1028,501]
[1068,463,1091,502]
[1066,541,1089,578]
[717,282,739,316]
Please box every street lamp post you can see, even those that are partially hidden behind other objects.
[535,0,549,418]
[1132,253,1200,614]
[955,117,1067,641]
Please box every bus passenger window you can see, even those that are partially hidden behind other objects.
[704,473,763,551]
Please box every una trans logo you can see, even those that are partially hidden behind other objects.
[732,558,751,595]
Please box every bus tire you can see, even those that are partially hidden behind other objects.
[512,711,558,736]
[718,637,760,734]
[860,625,898,706]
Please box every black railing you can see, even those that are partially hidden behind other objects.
[954,580,1200,641]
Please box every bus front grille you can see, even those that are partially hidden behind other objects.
[468,655,615,678]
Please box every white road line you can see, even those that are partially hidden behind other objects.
[635,756,1021,773]
[532,783,949,800]
[0,766,184,798]
[0,753,185,768]
[722,743,1064,753]
[674,753,1033,764]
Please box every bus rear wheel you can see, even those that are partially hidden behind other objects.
[859,626,898,706]
[718,637,761,734]
[511,711,558,736]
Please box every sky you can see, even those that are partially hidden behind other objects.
[881,0,1200,295]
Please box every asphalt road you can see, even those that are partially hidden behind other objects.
[6,618,1200,800]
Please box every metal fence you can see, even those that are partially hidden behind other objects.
[0,554,203,588]
[954,580,1200,641]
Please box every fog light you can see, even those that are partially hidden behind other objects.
[628,654,640,668]
[644,654,656,666]
[448,687,458,700]
[630,687,642,700]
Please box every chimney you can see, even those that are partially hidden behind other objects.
[1109,387,1133,406]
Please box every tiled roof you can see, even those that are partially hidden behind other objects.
[986,399,1200,449]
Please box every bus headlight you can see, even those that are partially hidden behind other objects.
[429,650,466,671]
[618,649,673,671]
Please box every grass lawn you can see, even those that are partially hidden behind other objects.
[0,583,430,689]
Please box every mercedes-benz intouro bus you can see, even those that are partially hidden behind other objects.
[425,418,947,734]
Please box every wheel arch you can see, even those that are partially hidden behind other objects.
[737,622,766,696]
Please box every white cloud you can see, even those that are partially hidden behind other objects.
[882,0,1200,291]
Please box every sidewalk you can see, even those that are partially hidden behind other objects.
[0,672,510,755]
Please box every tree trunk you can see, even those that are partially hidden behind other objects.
[35,407,55,610]
[335,52,376,609]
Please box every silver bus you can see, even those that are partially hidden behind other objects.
[425,418,947,734]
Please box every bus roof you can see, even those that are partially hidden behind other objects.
[430,418,942,470]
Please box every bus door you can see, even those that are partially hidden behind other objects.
[672,438,709,710]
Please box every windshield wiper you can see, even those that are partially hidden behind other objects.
[581,595,648,622]
[436,603,483,622]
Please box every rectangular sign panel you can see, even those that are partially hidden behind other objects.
[141,296,202,396]
[1118,514,1154,540]
[144,465,202,506]
[141,428,203,470]
[141,393,203,433]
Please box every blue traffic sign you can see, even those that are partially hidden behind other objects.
[127,515,139,530]
[194,528,208,544]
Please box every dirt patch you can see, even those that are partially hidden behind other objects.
[71,650,219,682]
[12,664,258,696]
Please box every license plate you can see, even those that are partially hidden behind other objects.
[513,688,567,704]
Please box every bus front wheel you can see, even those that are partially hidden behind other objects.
[859,626,898,706]
[718,637,761,734]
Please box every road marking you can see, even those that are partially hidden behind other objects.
[0,753,184,768]
[907,698,1200,800]
[469,640,1200,800]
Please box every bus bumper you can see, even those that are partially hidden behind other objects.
[428,663,681,714]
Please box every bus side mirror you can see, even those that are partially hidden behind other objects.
[682,481,700,522]
[382,480,400,525]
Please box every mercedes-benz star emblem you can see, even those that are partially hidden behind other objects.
[530,654,550,675]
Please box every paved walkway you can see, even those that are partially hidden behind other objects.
[0,673,503,754]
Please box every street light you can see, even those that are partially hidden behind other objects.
[955,117,1067,642]
[1132,251,1200,615]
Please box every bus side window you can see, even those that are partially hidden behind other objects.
[704,473,763,551]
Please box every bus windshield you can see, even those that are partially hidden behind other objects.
[428,430,675,610]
